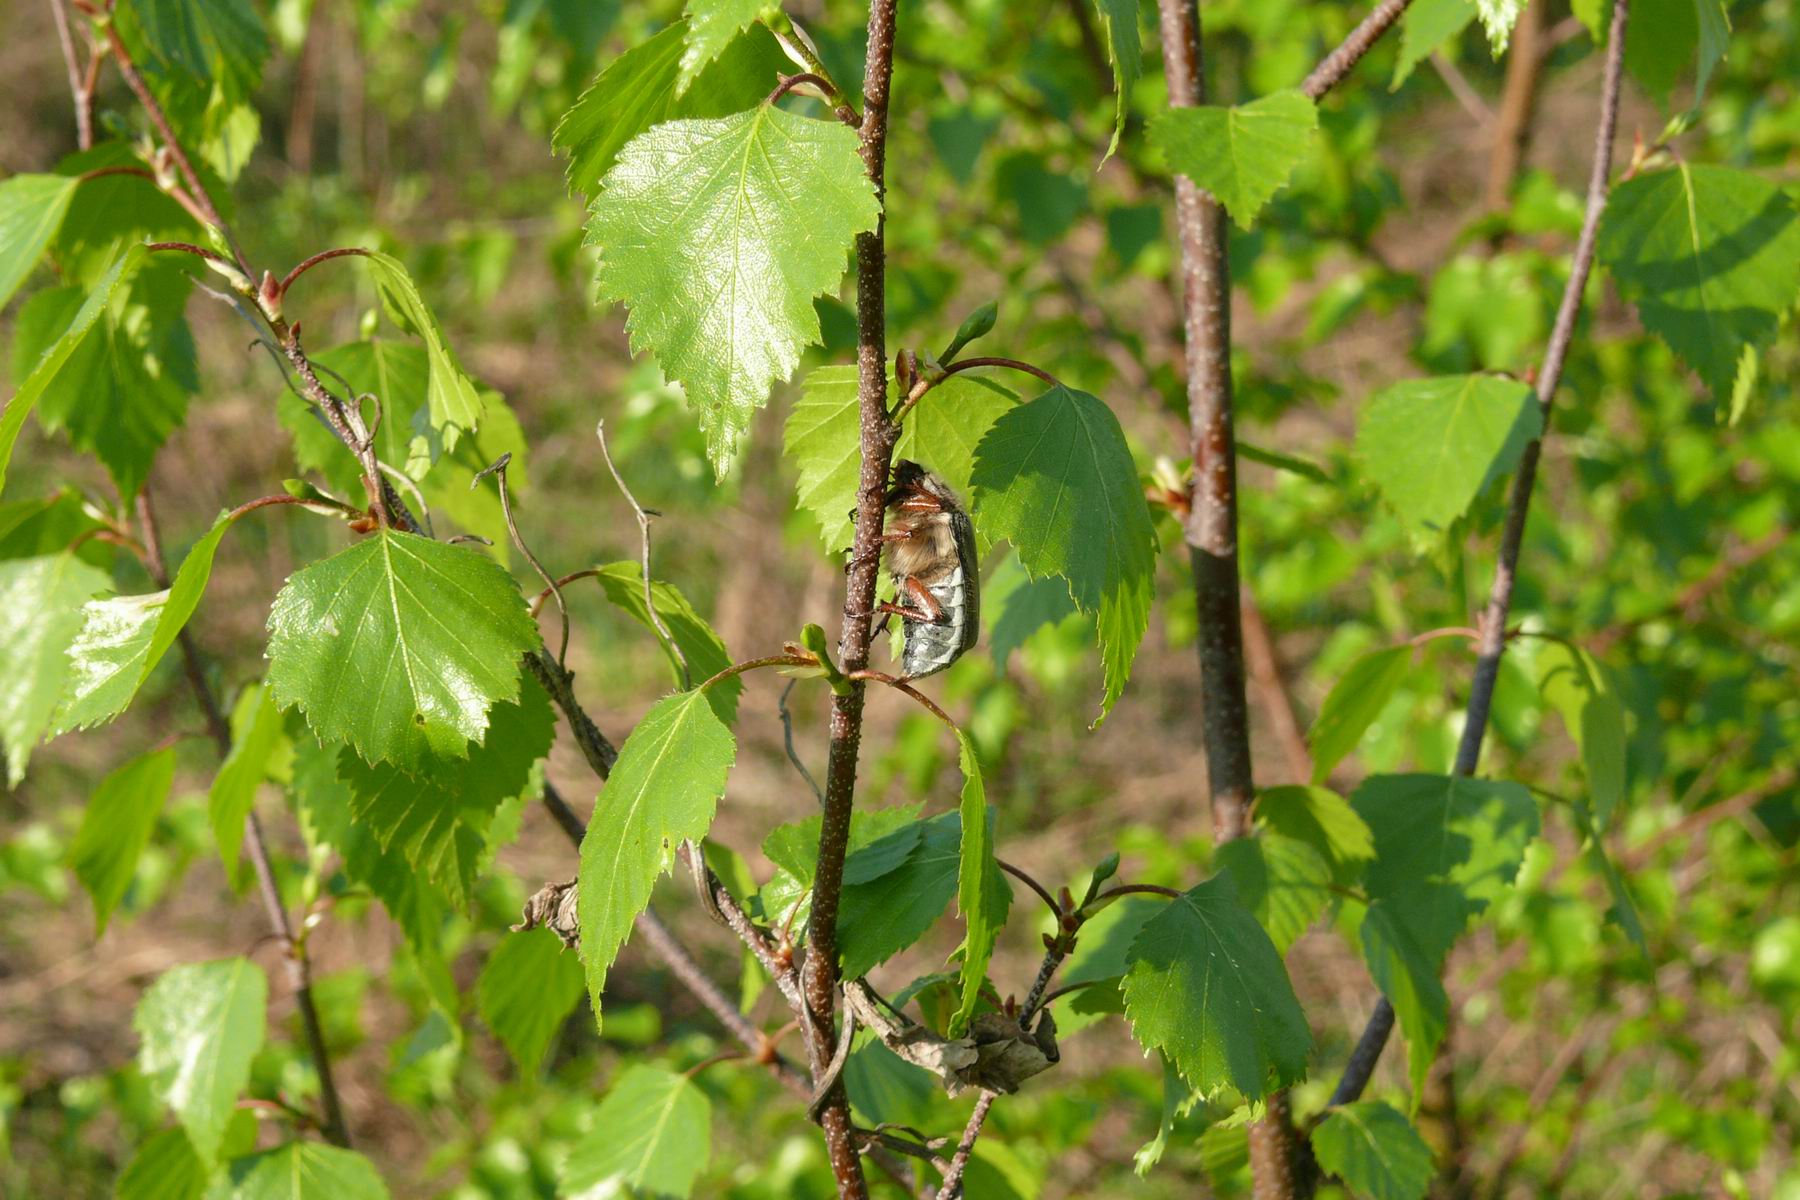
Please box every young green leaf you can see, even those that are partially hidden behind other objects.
[135,957,267,1163]
[1572,801,1647,954]
[1359,883,1481,1097]
[208,684,284,877]
[56,508,235,732]
[954,732,1012,1034]
[553,20,787,198]
[969,384,1157,722]
[0,174,79,310]
[591,561,739,721]
[836,811,965,978]
[1214,832,1333,954]
[0,552,110,784]
[69,746,176,933]
[1353,773,1540,905]
[1254,785,1375,885]
[477,927,585,1074]
[358,253,485,452]
[225,1143,390,1200]
[1121,876,1312,1098]
[679,0,769,92]
[1599,165,1800,405]
[1474,0,1525,53]
[1392,0,1476,88]
[785,364,1016,554]
[0,243,145,497]
[1533,641,1628,826]
[562,1064,711,1198]
[1311,1101,1436,1200]
[264,530,540,772]
[1092,0,1142,160]
[339,678,553,906]
[1149,90,1318,228]
[586,107,879,476]
[1308,645,1413,782]
[1354,375,1541,542]
[578,690,735,1026]
[763,803,924,885]
[117,1126,211,1200]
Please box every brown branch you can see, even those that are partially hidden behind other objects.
[136,488,351,1148]
[802,4,902,1194]
[1240,586,1312,785]
[1622,765,1799,870]
[1591,526,1789,653]
[48,0,95,149]
[1300,0,1415,101]
[1330,0,1633,1114]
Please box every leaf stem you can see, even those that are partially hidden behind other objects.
[277,247,373,297]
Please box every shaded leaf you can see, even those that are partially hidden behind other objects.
[69,746,176,932]
[119,0,269,101]
[117,1125,211,1200]
[1254,784,1375,886]
[1093,0,1142,160]
[359,253,485,452]
[265,530,540,772]
[1599,165,1800,404]
[1392,0,1476,88]
[1308,646,1413,783]
[477,927,585,1074]
[1355,375,1541,541]
[591,561,739,721]
[1533,641,1628,826]
[0,244,146,497]
[578,690,735,1026]
[1360,883,1479,1096]
[837,811,964,978]
[339,678,554,906]
[1311,1101,1435,1200]
[969,384,1157,721]
[208,684,283,876]
[562,1064,711,1198]
[135,958,267,1162]
[586,106,879,475]
[1149,90,1318,227]
[225,1143,390,1200]
[1121,876,1311,1098]
[1214,832,1333,954]
[1353,773,1540,905]
[985,551,1079,675]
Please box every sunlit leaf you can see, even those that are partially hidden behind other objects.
[265,530,540,772]
[0,551,109,785]
[477,927,585,1074]
[225,1142,390,1200]
[1121,876,1311,1098]
[1311,1101,1435,1200]
[954,732,1012,1034]
[358,253,485,453]
[1214,832,1333,954]
[208,684,284,877]
[578,690,734,1026]
[1308,646,1413,782]
[585,106,879,476]
[0,174,79,310]
[1093,0,1142,160]
[135,957,267,1162]
[1149,90,1318,227]
[678,0,769,93]
[591,561,739,722]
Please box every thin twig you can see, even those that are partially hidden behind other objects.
[277,247,373,296]
[937,1092,997,1200]
[48,0,92,149]
[1432,51,1495,125]
[1330,0,1633,1113]
[136,488,351,1148]
[779,680,826,807]
[997,860,1062,920]
[474,453,568,665]
[597,421,688,686]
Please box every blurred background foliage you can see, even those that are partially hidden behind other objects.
[0,0,1796,1196]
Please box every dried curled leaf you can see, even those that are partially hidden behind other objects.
[841,979,1058,1097]
[515,878,581,949]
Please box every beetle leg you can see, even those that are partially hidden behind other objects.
[876,576,945,624]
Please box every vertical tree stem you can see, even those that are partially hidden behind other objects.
[1329,0,1632,1112]
[1154,2,1300,1193]
[135,490,351,1148]
[803,3,901,1196]
[1485,0,1548,211]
